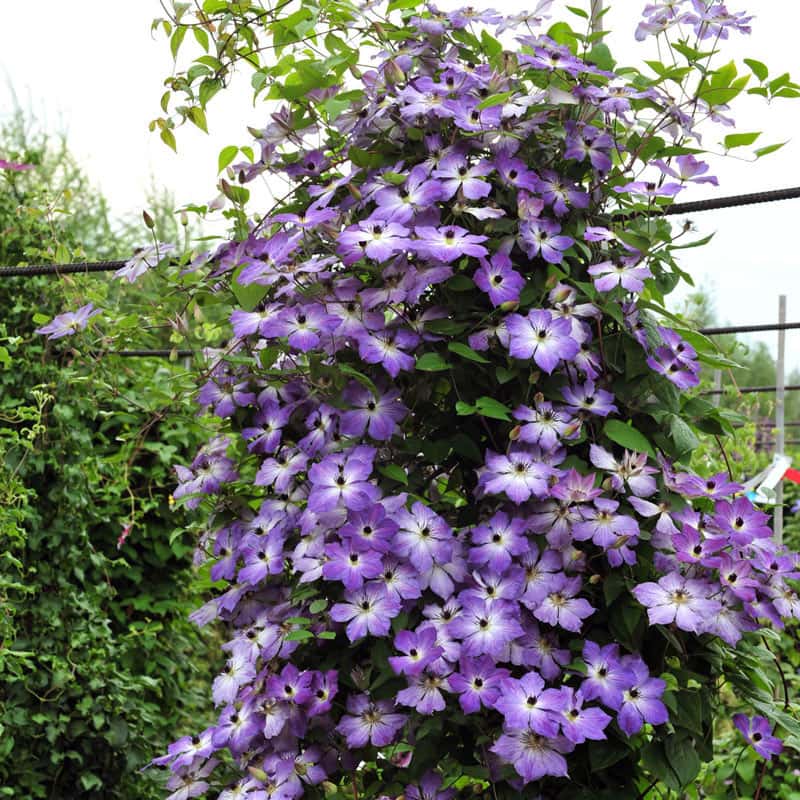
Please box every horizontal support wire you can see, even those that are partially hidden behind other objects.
[0,260,127,277]
[699,322,800,335]
[702,385,800,396]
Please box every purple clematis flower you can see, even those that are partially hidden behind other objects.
[338,219,410,264]
[474,250,525,307]
[449,656,510,714]
[514,398,575,452]
[494,671,565,736]
[491,729,572,783]
[588,259,653,293]
[573,498,639,549]
[433,154,493,200]
[506,309,579,373]
[589,445,658,497]
[632,572,720,632]
[393,501,453,573]
[322,540,384,590]
[468,511,530,572]
[307,451,379,512]
[533,574,594,632]
[581,641,632,710]
[396,669,452,714]
[412,225,489,263]
[336,694,407,748]
[406,771,455,800]
[340,383,407,441]
[35,303,101,339]
[733,714,783,760]
[389,627,444,677]
[562,380,618,417]
[115,242,175,283]
[330,583,401,641]
[449,597,524,658]
[519,217,574,264]
[617,657,669,735]
[557,687,612,743]
[479,447,558,504]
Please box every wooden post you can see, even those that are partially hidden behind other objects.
[775,295,787,542]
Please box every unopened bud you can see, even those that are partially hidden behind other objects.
[346,182,363,201]
[589,573,602,585]
[528,370,541,384]
[384,58,404,87]
[180,211,189,227]
[509,425,521,441]
[544,272,559,289]
[247,766,268,783]
[534,392,545,405]
[142,210,155,229]
[601,476,614,492]
[500,299,519,313]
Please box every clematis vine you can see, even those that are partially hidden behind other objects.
[151,1,800,798]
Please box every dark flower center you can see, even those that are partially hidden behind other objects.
[478,618,489,629]
[508,169,518,179]
[367,401,377,410]
[734,517,744,527]
[753,732,763,742]
[360,601,370,611]
[526,696,536,707]
[728,573,738,582]
[693,545,702,555]
[410,649,418,657]
[629,688,640,699]
[492,275,503,285]
[474,678,484,688]
[421,527,431,538]
[598,667,608,677]
[569,709,580,719]
[444,229,455,240]
[316,690,325,699]
[284,684,294,695]
[363,526,373,535]
[336,477,346,486]
[458,166,468,177]
[349,554,359,564]
[492,533,502,543]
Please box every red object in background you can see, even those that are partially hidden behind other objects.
[784,468,800,484]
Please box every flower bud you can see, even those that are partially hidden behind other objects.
[500,299,519,312]
[384,59,405,87]
[248,766,268,783]
[509,425,521,441]
[142,210,155,229]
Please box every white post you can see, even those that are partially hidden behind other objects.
[775,295,786,542]
[712,369,722,407]
[590,0,604,33]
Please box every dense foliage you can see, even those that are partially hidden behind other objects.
[115,1,800,798]
[0,116,215,798]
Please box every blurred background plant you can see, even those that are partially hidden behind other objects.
[0,106,222,799]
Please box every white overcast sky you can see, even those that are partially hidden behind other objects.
[1,0,798,367]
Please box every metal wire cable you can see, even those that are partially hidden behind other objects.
[663,185,800,216]
[0,260,127,277]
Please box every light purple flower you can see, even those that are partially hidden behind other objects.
[480,447,558,504]
[330,583,401,641]
[491,729,572,783]
[336,694,407,748]
[412,225,489,263]
[632,572,720,632]
[115,242,175,283]
[533,574,594,632]
[519,217,574,264]
[506,309,579,373]
[473,250,524,307]
[588,259,653,293]
[35,303,101,339]
[494,671,565,736]
[617,657,669,735]
[733,714,783,760]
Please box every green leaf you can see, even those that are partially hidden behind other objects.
[160,128,177,152]
[309,599,328,614]
[231,268,268,312]
[744,58,768,81]
[723,131,761,149]
[566,5,589,19]
[379,464,408,485]
[603,420,656,458]
[667,414,700,457]
[415,353,450,372]
[285,629,314,641]
[754,142,787,158]
[218,145,239,173]
[448,342,490,364]
[476,91,513,111]
[587,43,615,71]
[317,631,337,640]
[456,401,476,416]
[475,396,512,421]
[170,27,187,60]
